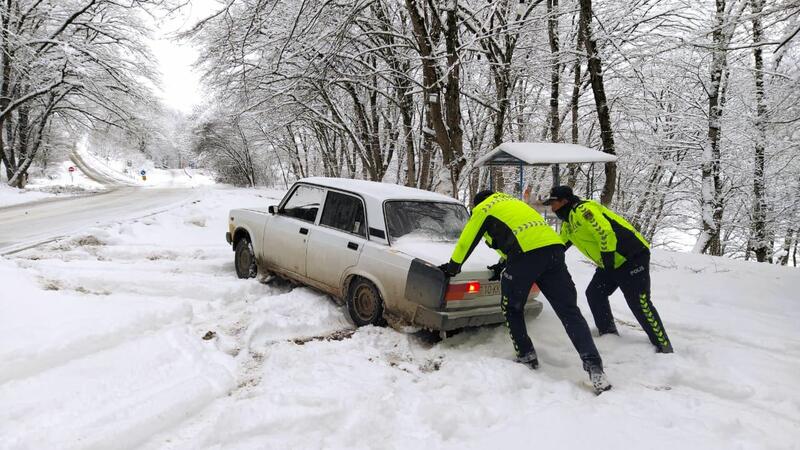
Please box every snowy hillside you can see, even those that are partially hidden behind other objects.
[1,187,799,450]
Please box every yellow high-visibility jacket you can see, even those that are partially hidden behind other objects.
[448,192,563,268]
[560,200,649,269]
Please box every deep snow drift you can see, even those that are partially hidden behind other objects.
[1,187,798,450]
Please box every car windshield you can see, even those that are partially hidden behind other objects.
[385,201,469,243]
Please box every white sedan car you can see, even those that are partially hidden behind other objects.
[226,177,542,331]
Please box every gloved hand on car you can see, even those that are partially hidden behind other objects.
[487,260,506,281]
[438,261,461,278]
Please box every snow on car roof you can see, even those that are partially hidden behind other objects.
[300,177,460,204]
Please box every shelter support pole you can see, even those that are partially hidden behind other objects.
[519,164,524,197]
[552,163,560,187]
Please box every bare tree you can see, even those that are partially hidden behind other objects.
[694,0,746,255]
[578,0,617,205]
[749,0,769,262]
[405,0,466,196]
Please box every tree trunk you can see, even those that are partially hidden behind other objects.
[0,0,14,182]
[751,0,769,262]
[567,30,582,188]
[8,104,29,188]
[405,0,465,196]
[578,0,616,205]
[371,4,415,186]
[401,90,416,187]
[8,91,64,188]
[694,0,728,256]
[418,110,433,190]
[491,68,509,192]
[547,0,561,187]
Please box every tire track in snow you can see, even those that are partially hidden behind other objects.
[0,328,235,450]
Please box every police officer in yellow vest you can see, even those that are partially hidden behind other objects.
[544,185,673,353]
[439,190,611,393]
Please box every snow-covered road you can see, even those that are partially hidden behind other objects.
[1,187,799,449]
[0,187,197,255]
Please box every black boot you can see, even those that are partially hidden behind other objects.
[656,342,674,354]
[515,351,539,370]
[584,363,612,394]
[599,326,619,336]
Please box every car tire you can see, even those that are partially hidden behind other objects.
[346,278,386,327]
[234,238,257,279]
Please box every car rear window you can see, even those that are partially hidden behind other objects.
[385,201,469,243]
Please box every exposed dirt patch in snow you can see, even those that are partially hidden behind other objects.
[291,328,356,345]
[40,279,63,291]
[72,235,105,247]
[74,286,111,296]
[35,185,102,196]
[184,216,207,227]
[146,251,178,261]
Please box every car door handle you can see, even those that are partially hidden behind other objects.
[299,227,309,235]
[347,242,359,250]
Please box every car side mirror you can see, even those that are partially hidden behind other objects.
[268,205,277,214]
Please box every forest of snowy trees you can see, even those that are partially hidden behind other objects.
[1,0,798,265]
[186,0,800,264]
[0,0,190,189]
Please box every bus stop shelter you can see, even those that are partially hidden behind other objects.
[474,142,618,195]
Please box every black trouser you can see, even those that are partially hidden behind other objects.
[500,244,603,371]
[585,252,671,349]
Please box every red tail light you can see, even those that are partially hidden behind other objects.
[445,281,481,301]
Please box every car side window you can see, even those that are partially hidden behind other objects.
[320,191,366,237]
[280,185,324,223]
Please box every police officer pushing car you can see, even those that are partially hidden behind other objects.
[544,185,673,354]
[439,190,611,394]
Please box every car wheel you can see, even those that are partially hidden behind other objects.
[234,238,257,279]
[346,278,385,327]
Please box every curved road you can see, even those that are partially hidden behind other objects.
[0,153,196,255]
[69,150,137,186]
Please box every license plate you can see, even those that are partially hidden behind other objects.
[482,282,501,296]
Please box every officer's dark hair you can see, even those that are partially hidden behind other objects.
[473,190,494,207]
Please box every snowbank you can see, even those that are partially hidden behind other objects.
[0,184,56,207]
[0,162,105,208]
[0,186,798,449]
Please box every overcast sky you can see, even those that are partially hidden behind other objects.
[149,0,221,114]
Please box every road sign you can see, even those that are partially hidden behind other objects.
[140,169,146,176]
[68,166,75,172]
[126,160,132,167]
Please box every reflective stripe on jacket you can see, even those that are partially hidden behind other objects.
[449,193,563,268]
[560,200,649,269]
